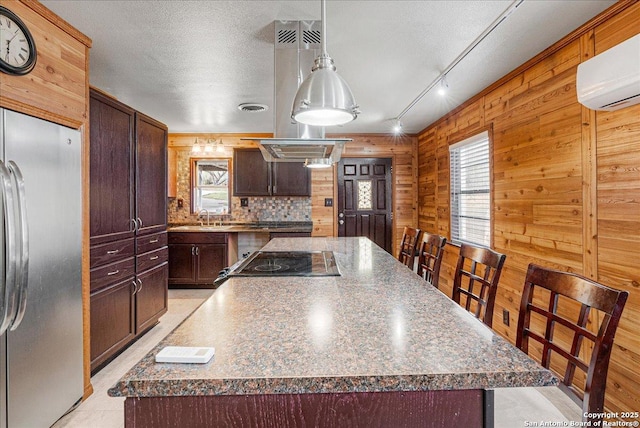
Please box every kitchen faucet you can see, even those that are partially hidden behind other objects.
[197,208,210,226]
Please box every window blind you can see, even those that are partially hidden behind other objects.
[450,132,490,247]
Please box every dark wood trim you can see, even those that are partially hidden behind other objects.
[124,389,485,428]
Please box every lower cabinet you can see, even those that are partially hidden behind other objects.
[90,279,135,371]
[136,262,169,333]
[89,231,168,373]
[168,232,228,288]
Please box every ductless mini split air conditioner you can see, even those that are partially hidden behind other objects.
[577,34,640,111]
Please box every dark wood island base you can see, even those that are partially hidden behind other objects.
[125,389,490,428]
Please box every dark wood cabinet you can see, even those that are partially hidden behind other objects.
[89,89,168,373]
[168,232,228,288]
[135,113,168,235]
[135,263,169,333]
[89,279,135,370]
[89,91,135,245]
[233,149,310,196]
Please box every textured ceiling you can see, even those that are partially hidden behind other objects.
[41,0,615,134]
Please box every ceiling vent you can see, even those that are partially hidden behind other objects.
[243,21,350,164]
[238,103,268,113]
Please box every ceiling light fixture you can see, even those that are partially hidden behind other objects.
[191,138,202,153]
[437,75,449,96]
[215,139,225,153]
[291,0,359,127]
[393,0,523,130]
[204,139,214,153]
[392,118,403,134]
[304,158,332,169]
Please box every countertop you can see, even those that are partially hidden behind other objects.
[108,237,556,398]
[167,221,313,233]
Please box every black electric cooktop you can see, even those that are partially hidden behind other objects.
[230,251,341,277]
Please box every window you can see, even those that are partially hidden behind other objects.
[191,159,230,215]
[450,131,491,247]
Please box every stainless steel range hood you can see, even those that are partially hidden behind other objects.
[243,21,350,163]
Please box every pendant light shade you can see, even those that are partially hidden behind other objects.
[291,0,359,127]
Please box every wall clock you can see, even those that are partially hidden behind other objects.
[0,5,37,75]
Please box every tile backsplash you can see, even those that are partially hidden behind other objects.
[168,149,311,224]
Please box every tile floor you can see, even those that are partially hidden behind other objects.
[53,289,215,428]
[52,288,582,428]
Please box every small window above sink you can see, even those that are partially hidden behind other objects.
[191,158,230,216]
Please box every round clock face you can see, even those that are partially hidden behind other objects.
[0,6,37,75]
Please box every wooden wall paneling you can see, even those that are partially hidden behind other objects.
[310,168,334,237]
[416,1,640,414]
[593,2,640,415]
[0,0,91,127]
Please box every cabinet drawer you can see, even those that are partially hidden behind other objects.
[137,246,168,273]
[90,257,136,292]
[137,231,167,254]
[169,232,227,244]
[90,238,135,269]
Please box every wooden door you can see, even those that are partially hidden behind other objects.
[337,158,393,253]
[89,90,135,245]
[135,112,168,235]
[272,162,310,196]
[233,149,270,196]
[195,244,228,284]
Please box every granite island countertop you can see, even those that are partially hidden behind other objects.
[109,237,557,398]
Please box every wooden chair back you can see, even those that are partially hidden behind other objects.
[416,233,447,288]
[452,243,506,327]
[398,227,421,270]
[516,263,628,423]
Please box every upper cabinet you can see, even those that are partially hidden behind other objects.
[135,113,168,235]
[233,148,310,197]
[89,89,168,244]
[89,91,135,243]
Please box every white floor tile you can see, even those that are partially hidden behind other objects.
[52,289,213,428]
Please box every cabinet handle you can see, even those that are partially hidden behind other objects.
[106,249,120,255]
[132,280,138,295]
[107,270,120,276]
[149,238,159,243]
[137,218,143,229]
[131,218,138,231]
[137,278,143,293]
[191,246,195,255]
[150,255,159,261]
[195,247,199,256]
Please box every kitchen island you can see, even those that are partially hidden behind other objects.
[109,237,556,427]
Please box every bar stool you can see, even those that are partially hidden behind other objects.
[416,232,447,288]
[451,243,506,327]
[515,263,628,424]
[398,227,421,270]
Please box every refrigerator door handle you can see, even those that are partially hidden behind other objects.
[0,160,18,335]
[7,161,29,331]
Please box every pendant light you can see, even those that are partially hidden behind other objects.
[191,138,202,153]
[291,0,359,127]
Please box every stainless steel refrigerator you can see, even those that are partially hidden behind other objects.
[1,108,83,428]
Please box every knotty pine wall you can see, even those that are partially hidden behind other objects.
[417,1,639,414]
[169,134,418,254]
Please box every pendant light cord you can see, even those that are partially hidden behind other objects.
[321,0,328,57]
[396,0,524,121]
